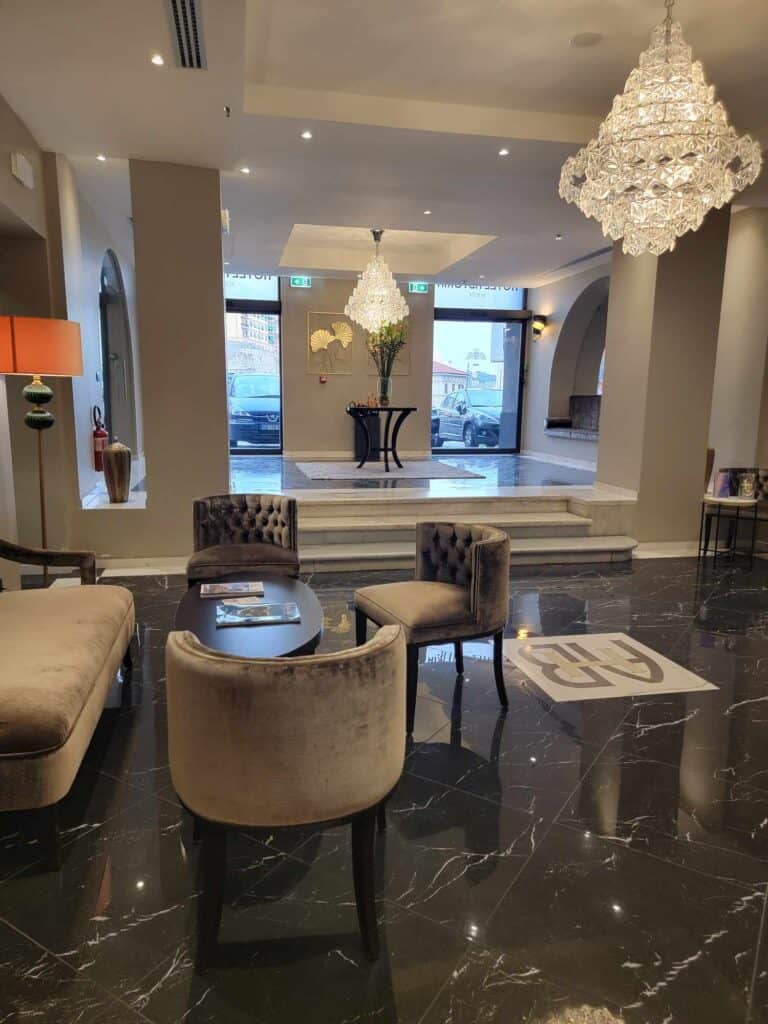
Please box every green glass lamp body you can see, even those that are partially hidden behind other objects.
[22,375,55,430]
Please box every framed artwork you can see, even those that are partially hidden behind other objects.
[307,313,356,374]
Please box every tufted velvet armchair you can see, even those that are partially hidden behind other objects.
[355,522,510,732]
[186,493,299,585]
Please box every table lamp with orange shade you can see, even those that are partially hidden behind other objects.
[0,317,83,578]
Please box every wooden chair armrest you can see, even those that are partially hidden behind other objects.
[0,538,97,586]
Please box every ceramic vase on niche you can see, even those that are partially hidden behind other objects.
[103,440,132,503]
[378,376,392,407]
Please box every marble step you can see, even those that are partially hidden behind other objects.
[297,494,572,520]
[298,511,592,545]
[299,535,637,573]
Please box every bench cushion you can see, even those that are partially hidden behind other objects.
[0,585,134,757]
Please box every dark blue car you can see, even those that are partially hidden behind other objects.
[228,373,281,448]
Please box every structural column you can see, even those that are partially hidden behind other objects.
[129,161,228,551]
[597,207,731,542]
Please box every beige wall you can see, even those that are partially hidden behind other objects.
[524,263,610,466]
[0,93,45,238]
[709,208,768,469]
[599,207,731,541]
[280,277,433,457]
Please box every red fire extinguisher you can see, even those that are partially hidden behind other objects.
[93,406,108,471]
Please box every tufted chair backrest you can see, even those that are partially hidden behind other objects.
[415,522,510,634]
[192,494,297,552]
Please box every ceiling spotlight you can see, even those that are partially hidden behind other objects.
[135,879,146,890]
[224,261,230,266]
[97,154,106,162]
[498,147,510,156]
[479,275,486,280]
[611,902,622,915]
[570,32,603,48]
[240,166,251,174]
[150,53,164,66]
[555,233,563,240]
[423,210,432,215]
[301,130,313,140]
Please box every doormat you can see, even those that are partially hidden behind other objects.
[503,633,717,702]
[295,460,484,480]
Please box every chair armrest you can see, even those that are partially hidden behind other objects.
[0,538,97,586]
[469,530,510,633]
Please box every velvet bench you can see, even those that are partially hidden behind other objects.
[0,543,134,869]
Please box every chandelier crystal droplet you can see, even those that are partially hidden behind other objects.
[559,0,762,257]
[344,230,409,334]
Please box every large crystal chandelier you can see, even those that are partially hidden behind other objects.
[559,0,762,256]
[345,229,409,333]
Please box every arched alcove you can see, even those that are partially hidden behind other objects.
[99,249,138,453]
[547,275,609,437]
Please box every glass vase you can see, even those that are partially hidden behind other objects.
[378,375,392,407]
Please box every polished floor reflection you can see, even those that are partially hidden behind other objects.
[1,557,768,1022]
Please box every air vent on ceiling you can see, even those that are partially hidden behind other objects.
[167,0,207,69]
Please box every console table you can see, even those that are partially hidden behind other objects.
[346,405,416,472]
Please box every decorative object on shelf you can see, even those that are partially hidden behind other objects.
[739,471,757,499]
[0,316,83,583]
[307,312,355,374]
[345,229,409,334]
[559,0,762,256]
[103,439,132,503]
[366,320,409,407]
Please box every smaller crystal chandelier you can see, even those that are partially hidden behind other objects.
[559,0,762,256]
[345,229,409,333]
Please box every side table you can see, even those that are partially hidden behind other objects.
[698,495,758,566]
[346,405,416,472]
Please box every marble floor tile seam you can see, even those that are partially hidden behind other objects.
[554,818,768,892]
[0,914,156,1024]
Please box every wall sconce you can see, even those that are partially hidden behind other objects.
[531,315,548,340]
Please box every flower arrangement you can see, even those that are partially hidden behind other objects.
[367,319,408,377]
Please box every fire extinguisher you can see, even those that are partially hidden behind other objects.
[93,406,109,471]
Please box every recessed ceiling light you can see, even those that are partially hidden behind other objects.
[97,154,106,161]
[570,32,603,48]
[240,166,251,174]
[498,147,510,157]
[224,261,230,266]
[479,274,486,279]
[423,209,432,215]
[555,233,563,240]
[150,53,165,66]
[301,130,313,140]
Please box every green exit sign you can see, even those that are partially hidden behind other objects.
[408,281,429,294]
[290,275,312,289]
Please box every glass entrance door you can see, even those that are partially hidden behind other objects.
[431,319,524,452]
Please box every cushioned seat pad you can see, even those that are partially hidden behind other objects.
[187,543,299,581]
[0,586,134,757]
[355,581,471,641]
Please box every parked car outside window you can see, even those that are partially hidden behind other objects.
[433,387,501,448]
[228,373,281,447]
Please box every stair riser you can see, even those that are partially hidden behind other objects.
[298,498,571,520]
[301,547,632,573]
[299,523,591,546]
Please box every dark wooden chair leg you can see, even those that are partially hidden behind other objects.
[493,631,508,708]
[351,808,379,960]
[192,814,202,844]
[406,645,419,734]
[454,641,464,675]
[196,824,227,972]
[355,608,367,646]
[120,643,133,708]
[39,804,61,871]
[376,800,387,833]
[122,644,133,672]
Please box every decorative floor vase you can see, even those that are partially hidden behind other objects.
[103,440,132,503]
[378,376,392,407]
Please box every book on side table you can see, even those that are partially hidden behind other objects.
[200,580,264,599]
[215,597,302,629]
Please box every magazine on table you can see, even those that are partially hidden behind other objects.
[215,598,301,628]
[200,580,264,598]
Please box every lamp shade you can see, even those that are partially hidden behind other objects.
[0,316,83,377]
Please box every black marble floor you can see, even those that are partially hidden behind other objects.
[2,557,768,1022]
[230,452,596,492]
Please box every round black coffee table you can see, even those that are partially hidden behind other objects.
[175,574,323,658]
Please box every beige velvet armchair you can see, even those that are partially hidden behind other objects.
[186,493,299,585]
[165,625,406,967]
[355,522,510,733]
